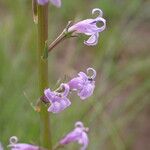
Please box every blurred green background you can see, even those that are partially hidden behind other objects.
[0,0,150,149]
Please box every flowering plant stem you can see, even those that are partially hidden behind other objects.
[37,4,52,149]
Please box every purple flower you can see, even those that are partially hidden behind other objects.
[44,83,71,113]
[8,136,39,150]
[68,68,96,100]
[37,0,61,7]
[60,121,89,150]
[68,8,106,46]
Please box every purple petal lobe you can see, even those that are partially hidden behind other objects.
[78,82,95,100]
[84,33,98,46]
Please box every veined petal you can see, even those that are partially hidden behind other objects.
[78,83,95,100]
[84,33,99,46]
[78,72,88,81]
[48,101,61,113]
[44,88,54,103]
[62,97,71,107]
[79,132,89,150]
[50,0,61,7]
[68,77,84,90]
[60,83,70,97]
[68,19,98,34]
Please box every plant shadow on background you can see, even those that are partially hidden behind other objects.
[0,0,150,149]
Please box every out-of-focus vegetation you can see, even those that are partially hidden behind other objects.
[0,0,150,149]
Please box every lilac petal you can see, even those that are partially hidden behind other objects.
[78,82,95,100]
[68,77,84,91]
[78,72,88,81]
[84,33,99,46]
[60,83,70,97]
[48,101,61,113]
[44,88,55,103]
[68,19,97,34]
[37,0,49,5]
[50,0,61,7]
[62,97,71,107]
[79,132,89,150]
[60,128,83,145]
[47,93,71,113]
[8,143,39,150]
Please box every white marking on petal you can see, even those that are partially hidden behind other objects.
[60,83,70,97]
[75,121,84,128]
[9,136,18,144]
[92,8,103,18]
[95,17,106,32]
[87,68,97,79]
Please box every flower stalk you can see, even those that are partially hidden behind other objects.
[37,3,52,149]
[48,21,74,52]
[48,30,66,52]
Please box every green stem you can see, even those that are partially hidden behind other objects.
[37,4,52,149]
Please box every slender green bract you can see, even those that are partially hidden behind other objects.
[37,4,52,149]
